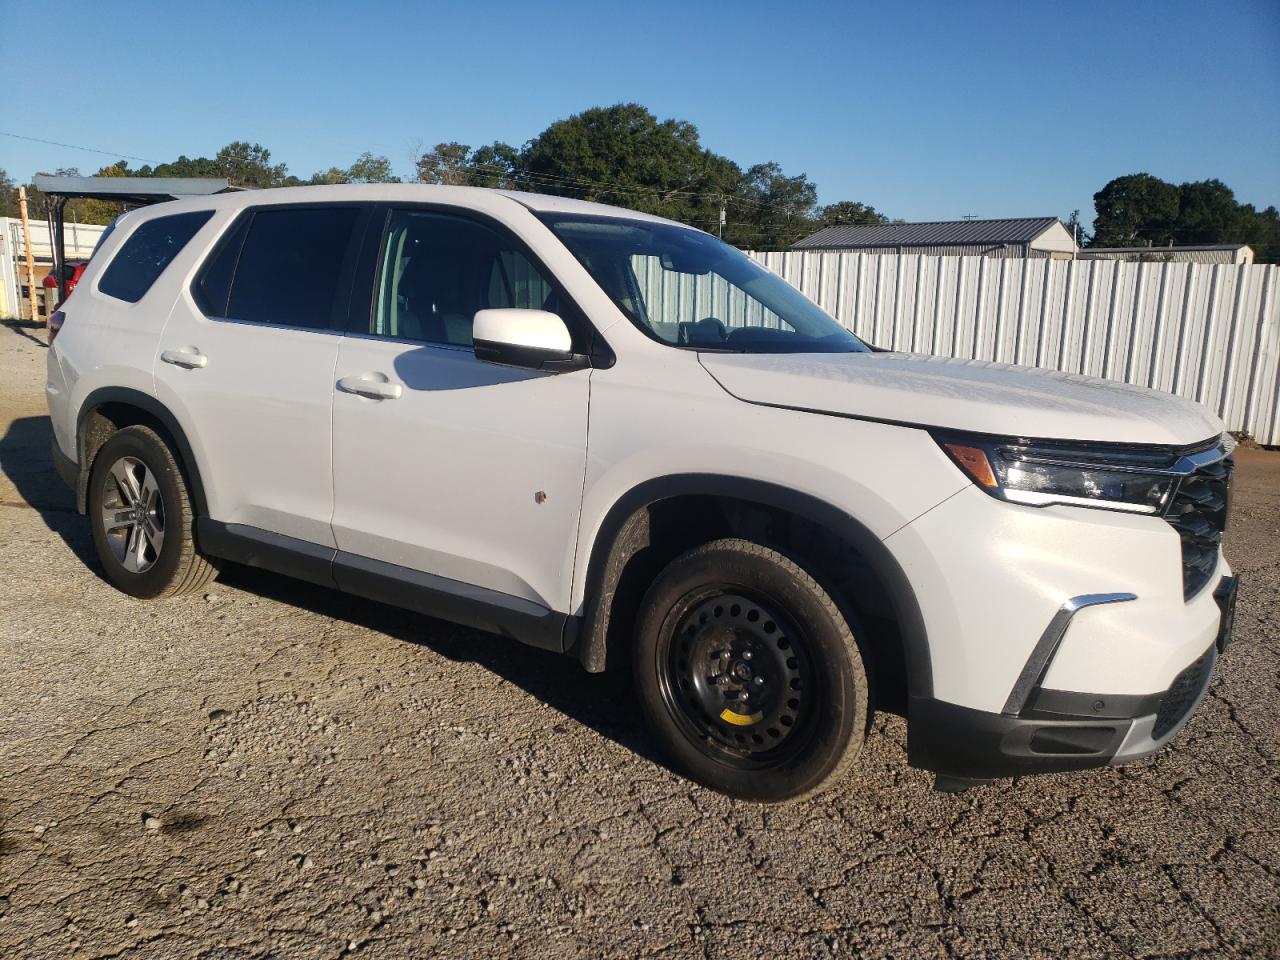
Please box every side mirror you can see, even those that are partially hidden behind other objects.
[473,309,590,372]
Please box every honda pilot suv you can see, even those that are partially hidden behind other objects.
[46,185,1238,801]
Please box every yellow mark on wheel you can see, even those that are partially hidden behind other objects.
[719,708,762,726]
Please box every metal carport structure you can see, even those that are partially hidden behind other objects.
[31,174,239,303]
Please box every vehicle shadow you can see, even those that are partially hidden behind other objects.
[213,562,667,770]
[0,415,101,572]
[0,414,664,772]
[0,319,51,349]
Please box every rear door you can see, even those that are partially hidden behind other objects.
[329,205,591,623]
[154,203,371,549]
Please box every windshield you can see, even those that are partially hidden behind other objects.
[539,214,867,354]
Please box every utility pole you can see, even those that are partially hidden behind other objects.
[17,187,40,325]
[718,199,726,240]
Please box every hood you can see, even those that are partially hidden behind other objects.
[699,352,1223,447]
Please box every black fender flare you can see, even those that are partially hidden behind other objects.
[573,474,933,698]
[74,387,208,518]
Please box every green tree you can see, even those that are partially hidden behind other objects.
[1176,179,1244,244]
[346,152,398,183]
[816,200,888,228]
[520,104,734,225]
[0,168,16,218]
[1091,172,1278,262]
[1063,209,1090,247]
[1092,173,1183,246]
[401,105,885,249]
[213,141,291,188]
[414,142,475,185]
[309,166,349,185]
[134,155,220,178]
[462,143,521,188]
[732,162,819,248]
[311,153,400,184]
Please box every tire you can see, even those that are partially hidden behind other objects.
[87,425,217,599]
[633,538,869,803]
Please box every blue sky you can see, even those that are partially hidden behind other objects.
[3,0,1277,228]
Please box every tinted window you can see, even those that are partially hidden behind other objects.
[98,211,212,303]
[211,207,362,329]
[193,215,249,317]
[375,210,557,346]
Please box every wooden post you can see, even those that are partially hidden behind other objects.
[18,187,40,324]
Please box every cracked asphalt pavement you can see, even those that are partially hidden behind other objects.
[1,319,1277,959]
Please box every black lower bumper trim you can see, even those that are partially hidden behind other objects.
[908,696,1132,780]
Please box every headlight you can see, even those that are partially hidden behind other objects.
[933,432,1189,515]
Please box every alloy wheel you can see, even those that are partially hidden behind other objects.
[100,456,165,574]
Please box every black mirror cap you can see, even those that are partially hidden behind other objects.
[473,338,592,373]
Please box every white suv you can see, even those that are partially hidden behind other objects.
[46,185,1238,801]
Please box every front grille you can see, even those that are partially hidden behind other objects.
[1153,646,1214,740]
[1164,452,1232,599]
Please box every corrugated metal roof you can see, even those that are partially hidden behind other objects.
[794,216,1062,250]
[1082,244,1248,254]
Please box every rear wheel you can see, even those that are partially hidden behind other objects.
[633,539,869,802]
[87,425,217,598]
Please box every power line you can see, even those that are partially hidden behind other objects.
[0,130,158,165]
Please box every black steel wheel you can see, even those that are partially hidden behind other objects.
[634,539,869,802]
[660,590,815,767]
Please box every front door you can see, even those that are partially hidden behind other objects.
[330,207,591,620]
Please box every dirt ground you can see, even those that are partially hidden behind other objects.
[1,318,1277,959]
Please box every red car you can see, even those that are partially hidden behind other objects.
[43,260,88,298]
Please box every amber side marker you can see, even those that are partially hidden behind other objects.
[944,443,999,489]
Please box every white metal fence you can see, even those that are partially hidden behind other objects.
[1,217,108,320]
[738,252,1279,444]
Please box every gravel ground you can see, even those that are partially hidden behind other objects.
[1,318,1277,959]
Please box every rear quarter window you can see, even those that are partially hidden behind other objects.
[98,211,213,303]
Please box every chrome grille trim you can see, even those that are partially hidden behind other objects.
[1162,438,1234,599]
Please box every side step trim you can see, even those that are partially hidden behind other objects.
[333,551,566,651]
[197,519,337,588]
[196,519,568,652]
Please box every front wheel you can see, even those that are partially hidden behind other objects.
[632,539,869,802]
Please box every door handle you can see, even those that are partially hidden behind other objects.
[160,348,208,369]
[337,374,402,401]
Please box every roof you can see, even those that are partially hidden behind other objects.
[91,182,698,231]
[32,174,237,204]
[1081,244,1250,254]
[794,216,1063,250]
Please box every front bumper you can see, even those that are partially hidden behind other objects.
[908,576,1235,781]
[52,438,78,493]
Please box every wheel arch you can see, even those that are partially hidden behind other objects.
[74,387,208,518]
[572,474,933,700]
